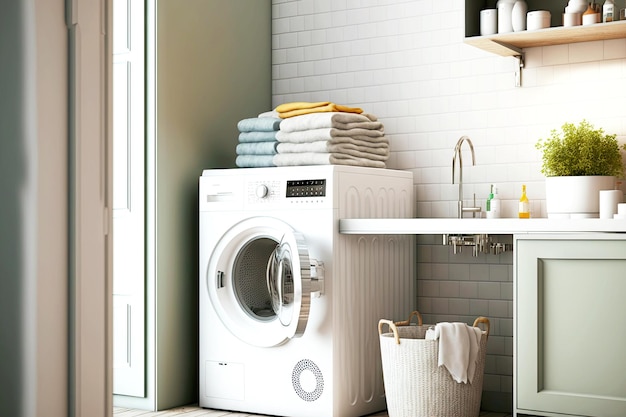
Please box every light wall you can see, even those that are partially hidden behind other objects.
[271,0,626,411]
[147,0,271,410]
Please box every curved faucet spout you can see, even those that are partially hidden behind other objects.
[452,136,478,218]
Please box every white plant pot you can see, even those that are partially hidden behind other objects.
[545,176,616,218]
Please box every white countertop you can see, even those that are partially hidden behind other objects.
[339,218,626,235]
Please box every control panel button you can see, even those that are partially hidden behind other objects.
[256,184,269,198]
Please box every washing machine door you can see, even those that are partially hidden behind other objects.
[266,231,312,333]
[206,216,317,348]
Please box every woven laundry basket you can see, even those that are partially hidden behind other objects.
[378,311,490,417]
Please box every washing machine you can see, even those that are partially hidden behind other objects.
[199,165,414,417]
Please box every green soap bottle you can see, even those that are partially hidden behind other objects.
[486,184,494,214]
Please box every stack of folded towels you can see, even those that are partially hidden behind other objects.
[235,114,281,168]
[273,102,389,168]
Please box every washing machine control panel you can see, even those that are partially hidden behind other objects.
[286,179,326,198]
[247,177,330,207]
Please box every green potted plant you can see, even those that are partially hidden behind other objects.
[536,120,625,218]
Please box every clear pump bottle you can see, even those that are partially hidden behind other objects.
[490,185,501,218]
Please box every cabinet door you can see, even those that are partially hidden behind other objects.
[112,0,146,397]
[516,236,626,417]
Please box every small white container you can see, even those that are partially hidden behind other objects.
[582,7,600,25]
[599,190,623,219]
[527,10,551,30]
[563,12,582,26]
[480,9,498,35]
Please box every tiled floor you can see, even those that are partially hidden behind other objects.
[113,405,513,417]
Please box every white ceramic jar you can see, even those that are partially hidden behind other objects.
[527,10,551,30]
[497,0,516,33]
[566,0,588,14]
[512,0,528,31]
[480,9,498,35]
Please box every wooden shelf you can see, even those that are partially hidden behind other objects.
[465,20,626,57]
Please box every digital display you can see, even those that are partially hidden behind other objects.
[286,179,326,198]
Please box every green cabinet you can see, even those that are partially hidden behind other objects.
[515,234,626,417]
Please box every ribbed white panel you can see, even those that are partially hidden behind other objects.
[334,173,415,416]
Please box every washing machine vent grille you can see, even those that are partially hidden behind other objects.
[292,359,324,402]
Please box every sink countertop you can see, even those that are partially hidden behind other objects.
[339,218,626,235]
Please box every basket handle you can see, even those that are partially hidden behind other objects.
[394,310,423,327]
[378,319,401,345]
[473,316,490,339]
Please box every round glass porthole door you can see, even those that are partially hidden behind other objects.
[205,216,313,347]
[266,231,312,338]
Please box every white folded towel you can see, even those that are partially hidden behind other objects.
[277,141,389,161]
[273,152,386,168]
[258,110,280,118]
[279,112,382,132]
[276,128,385,144]
[425,322,482,384]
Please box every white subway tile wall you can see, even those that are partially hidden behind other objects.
[272,0,626,411]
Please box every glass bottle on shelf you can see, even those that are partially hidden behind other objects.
[603,0,615,22]
[518,184,530,218]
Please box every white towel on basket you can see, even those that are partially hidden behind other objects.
[426,322,482,384]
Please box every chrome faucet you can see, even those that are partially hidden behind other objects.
[452,136,481,218]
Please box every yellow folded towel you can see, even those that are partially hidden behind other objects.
[276,101,363,118]
[276,102,331,112]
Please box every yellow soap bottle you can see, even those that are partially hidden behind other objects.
[518,184,530,218]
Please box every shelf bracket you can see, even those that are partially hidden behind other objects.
[487,40,524,87]
[514,52,525,88]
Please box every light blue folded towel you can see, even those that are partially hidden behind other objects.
[237,117,281,132]
[235,154,276,168]
[236,141,278,155]
[238,131,278,143]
